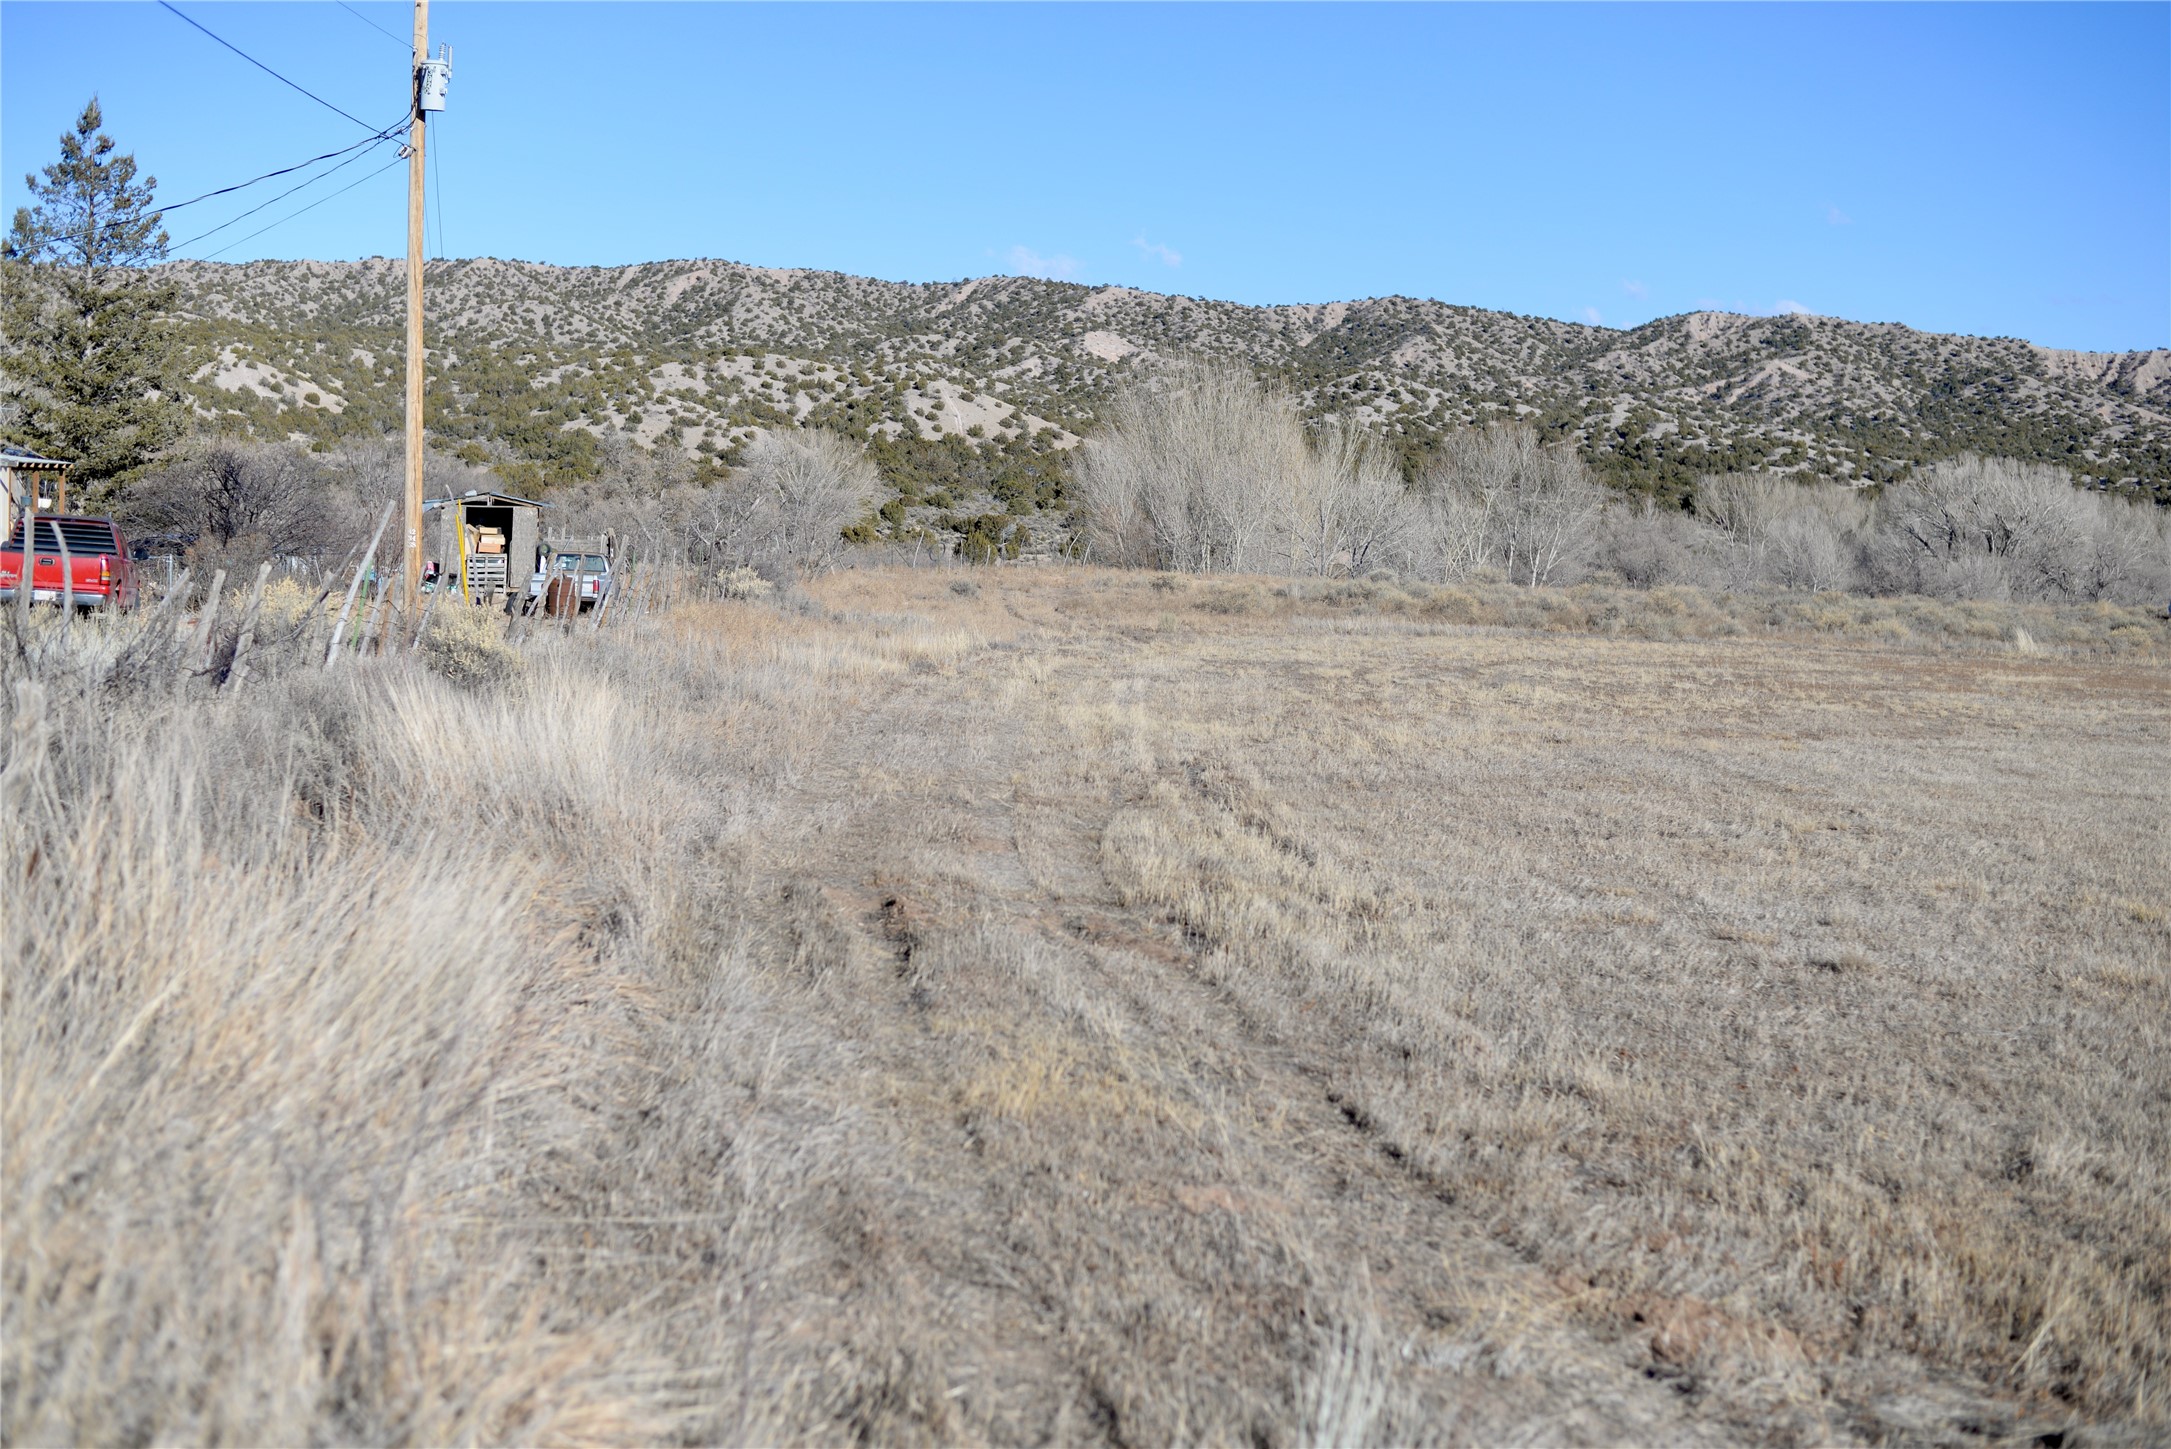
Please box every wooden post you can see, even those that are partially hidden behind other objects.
[15,468,34,634]
[183,567,228,682]
[151,567,194,656]
[358,578,390,657]
[157,567,194,632]
[116,563,188,676]
[590,564,617,631]
[54,524,72,627]
[223,561,274,692]
[328,501,396,668]
[409,574,441,651]
[401,0,430,625]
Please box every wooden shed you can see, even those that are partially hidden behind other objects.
[424,488,548,606]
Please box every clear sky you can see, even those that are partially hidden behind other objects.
[4,2,2165,351]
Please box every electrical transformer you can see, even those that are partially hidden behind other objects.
[418,46,451,112]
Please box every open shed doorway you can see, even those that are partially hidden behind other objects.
[459,503,514,599]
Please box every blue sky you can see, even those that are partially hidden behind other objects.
[4,2,2165,351]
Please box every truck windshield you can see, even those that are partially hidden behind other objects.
[554,555,608,572]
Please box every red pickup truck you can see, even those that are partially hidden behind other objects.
[0,515,140,610]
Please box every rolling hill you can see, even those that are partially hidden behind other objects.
[163,256,2171,505]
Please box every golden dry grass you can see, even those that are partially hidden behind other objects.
[4,566,2165,1445]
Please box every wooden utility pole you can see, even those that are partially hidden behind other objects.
[401,0,429,624]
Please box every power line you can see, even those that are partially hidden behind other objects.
[169,132,402,251]
[161,120,405,213]
[196,153,406,261]
[157,1,380,133]
[335,1,409,50]
[29,122,401,253]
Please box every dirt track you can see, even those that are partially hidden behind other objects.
[731,617,1727,1445]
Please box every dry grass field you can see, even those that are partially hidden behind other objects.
[5,566,2166,1445]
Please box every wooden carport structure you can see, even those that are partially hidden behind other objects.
[2,443,73,534]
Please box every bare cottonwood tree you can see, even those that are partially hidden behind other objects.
[1072,358,1410,576]
[671,430,873,578]
[1297,420,1413,578]
[1871,455,2170,605]
[1591,501,1726,587]
[1697,474,1871,593]
[1412,426,1603,586]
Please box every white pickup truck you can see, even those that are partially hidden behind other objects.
[525,549,612,613]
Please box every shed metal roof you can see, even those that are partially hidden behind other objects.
[1,443,72,469]
[423,488,551,510]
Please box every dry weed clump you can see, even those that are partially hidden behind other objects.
[718,564,776,599]
[416,597,523,686]
[252,573,318,633]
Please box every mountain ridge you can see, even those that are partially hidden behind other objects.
[160,256,2171,503]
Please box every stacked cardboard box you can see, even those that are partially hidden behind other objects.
[464,524,506,555]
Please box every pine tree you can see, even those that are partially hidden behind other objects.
[1,99,186,499]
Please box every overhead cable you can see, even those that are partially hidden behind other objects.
[196,153,406,261]
[335,1,409,50]
[169,132,402,251]
[161,120,406,214]
[158,1,381,133]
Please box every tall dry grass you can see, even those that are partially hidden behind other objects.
[1,588,1006,1444]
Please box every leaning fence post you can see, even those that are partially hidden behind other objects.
[157,567,194,640]
[408,578,441,652]
[590,560,621,632]
[223,561,274,693]
[326,501,395,669]
[182,567,229,682]
[55,525,74,629]
[9,516,33,644]
[358,575,391,658]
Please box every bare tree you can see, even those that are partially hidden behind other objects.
[1413,427,1602,587]
[1295,420,1413,577]
[1696,474,1871,593]
[124,440,331,567]
[1592,501,1726,588]
[1870,455,2170,605]
[1073,358,1296,572]
[664,430,873,579]
[1072,358,1411,576]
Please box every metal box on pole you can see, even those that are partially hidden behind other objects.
[418,46,451,111]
